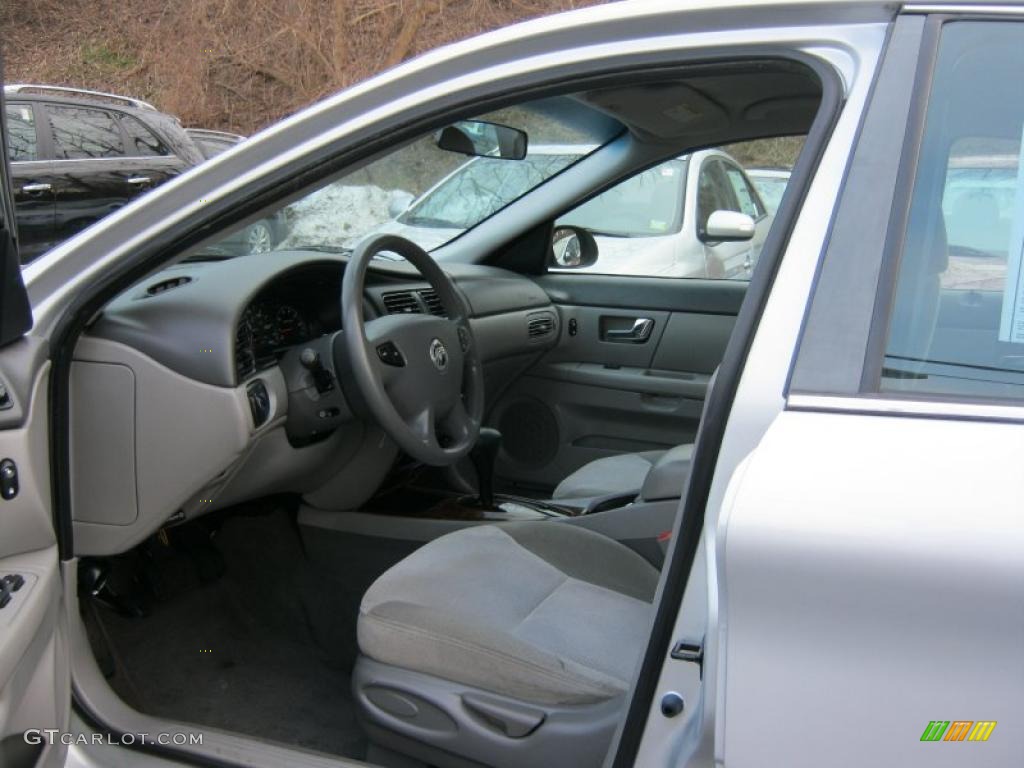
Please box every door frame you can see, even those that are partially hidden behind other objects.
[606,33,852,768]
[32,26,863,768]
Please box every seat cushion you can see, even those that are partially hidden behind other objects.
[640,443,695,501]
[357,522,658,706]
[552,451,665,500]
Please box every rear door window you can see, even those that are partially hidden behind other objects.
[723,163,764,218]
[697,159,741,234]
[6,104,38,162]
[120,115,168,157]
[47,104,124,159]
[880,21,1024,400]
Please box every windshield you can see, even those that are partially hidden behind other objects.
[556,159,687,237]
[750,175,788,214]
[193,96,622,260]
[399,152,580,230]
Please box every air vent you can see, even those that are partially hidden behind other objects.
[419,289,447,317]
[235,322,255,381]
[146,276,192,296]
[382,291,421,315]
[527,312,556,339]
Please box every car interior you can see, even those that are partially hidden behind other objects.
[68,58,823,768]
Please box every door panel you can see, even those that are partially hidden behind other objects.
[10,163,57,264]
[490,274,743,492]
[0,351,69,768]
[50,157,183,244]
[6,102,56,263]
[721,411,1024,767]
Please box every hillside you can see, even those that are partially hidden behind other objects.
[1,1,803,168]
[1,0,607,135]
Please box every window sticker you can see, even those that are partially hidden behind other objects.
[998,126,1024,342]
[649,219,668,231]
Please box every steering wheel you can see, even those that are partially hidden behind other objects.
[339,235,484,466]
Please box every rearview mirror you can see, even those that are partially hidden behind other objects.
[701,210,756,243]
[550,226,598,269]
[436,120,528,160]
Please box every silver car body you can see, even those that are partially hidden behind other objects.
[2,3,1021,768]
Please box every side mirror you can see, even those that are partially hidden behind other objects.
[388,190,415,219]
[701,210,756,243]
[436,120,528,160]
[549,226,598,269]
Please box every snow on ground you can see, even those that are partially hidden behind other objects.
[281,183,396,250]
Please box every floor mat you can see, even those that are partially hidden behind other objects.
[92,510,368,759]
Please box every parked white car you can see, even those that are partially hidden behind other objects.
[746,166,791,213]
[379,146,772,278]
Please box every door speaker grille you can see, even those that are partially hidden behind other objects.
[498,398,558,467]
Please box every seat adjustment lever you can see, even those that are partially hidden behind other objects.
[461,692,545,739]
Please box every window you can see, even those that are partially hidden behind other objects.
[557,159,687,237]
[192,95,622,259]
[697,159,740,233]
[749,173,789,214]
[48,105,124,159]
[881,21,1024,400]
[121,115,168,157]
[6,104,37,161]
[193,136,235,159]
[549,149,779,279]
[401,152,577,231]
[723,164,764,218]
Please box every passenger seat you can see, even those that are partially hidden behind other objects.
[552,368,717,504]
[551,445,693,502]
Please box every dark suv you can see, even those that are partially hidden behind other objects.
[4,84,204,262]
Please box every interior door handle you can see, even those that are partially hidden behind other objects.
[20,182,51,194]
[604,318,654,343]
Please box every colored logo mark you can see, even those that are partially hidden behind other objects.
[920,721,996,742]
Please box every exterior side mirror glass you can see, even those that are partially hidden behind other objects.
[702,210,756,242]
[550,225,598,269]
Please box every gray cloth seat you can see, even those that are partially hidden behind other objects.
[357,521,659,706]
[553,445,695,501]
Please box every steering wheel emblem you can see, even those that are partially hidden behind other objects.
[429,338,449,372]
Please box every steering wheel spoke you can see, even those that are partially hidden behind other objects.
[405,404,440,451]
[439,399,477,445]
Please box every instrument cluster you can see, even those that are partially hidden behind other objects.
[236,299,313,376]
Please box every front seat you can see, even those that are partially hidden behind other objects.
[551,444,693,502]
[353,521,659,768]
[551,369,718,504]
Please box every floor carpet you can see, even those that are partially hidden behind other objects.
[90,508,375,759]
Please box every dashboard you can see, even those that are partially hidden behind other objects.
[88,249,557,389]
[71,248,560,555]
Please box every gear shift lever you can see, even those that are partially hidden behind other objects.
[469,428,502,509]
